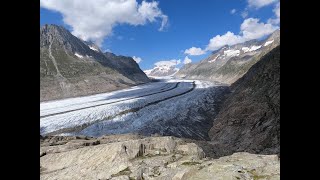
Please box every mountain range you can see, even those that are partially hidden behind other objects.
[175,29,280,84]
[40,44,280,179]
[40,24,150,101]
[144,63,179,77]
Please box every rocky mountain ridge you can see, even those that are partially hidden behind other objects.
[175,29,280,84]
[40,24,150,101]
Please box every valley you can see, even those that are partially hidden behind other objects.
[39,16,280,178]
[40,78,228,140]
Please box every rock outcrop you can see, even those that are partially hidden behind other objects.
[209,45,280,155]
[40,135,280,180]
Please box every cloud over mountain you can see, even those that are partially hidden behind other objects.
[40,0,168,46]
[205,18,278,51]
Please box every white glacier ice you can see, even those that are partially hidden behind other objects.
[40,79,224,138]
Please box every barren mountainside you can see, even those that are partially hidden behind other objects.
[40,24,150,101]
[209,45,280,156]
[175,29,280,84]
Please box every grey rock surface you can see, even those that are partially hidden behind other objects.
[40,135,280,180]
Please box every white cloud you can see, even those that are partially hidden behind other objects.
[274,2,280,18]
[155,59,181,67]
[206,31,243,51]
[230,9,237,14]
[241,18,278,39]
[184,47,206,56]
[206,18,278,51]
[132,56,142,63]
[268,2,280,25]
[247,0,278,9]
[183,56,192,64]
[40,0,168,46]
[241,11,249,18]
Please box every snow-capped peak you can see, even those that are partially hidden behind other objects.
[144,69,153,75]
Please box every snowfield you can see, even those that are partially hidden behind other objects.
[40,78,228,139]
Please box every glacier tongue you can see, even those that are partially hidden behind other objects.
[40,79,228,140]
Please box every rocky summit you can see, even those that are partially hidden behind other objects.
[40,24,150,101]
[40,135,280,180]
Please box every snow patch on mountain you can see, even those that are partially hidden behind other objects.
[208,55,220,63]
[144,69,153,75]
[89,46,99,52]
[249,45,262,52]
[264,40,274,46]
[242,47,250,53]
[224,49,240,57]
[75,53,84,58]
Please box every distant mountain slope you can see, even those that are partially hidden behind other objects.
[209,45,280,155]
[144,62,179,77]
[40,24,149,101]
[144,66,179,77]
[175,29,280,84]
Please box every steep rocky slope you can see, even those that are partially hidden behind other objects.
[40,135,280,180]
[209,45,280,155]
[175,30,280,84]
[40,24,149,101]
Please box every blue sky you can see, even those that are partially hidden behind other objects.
[40,0,279,70]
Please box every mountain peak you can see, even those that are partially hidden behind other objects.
[40,24,70,36]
